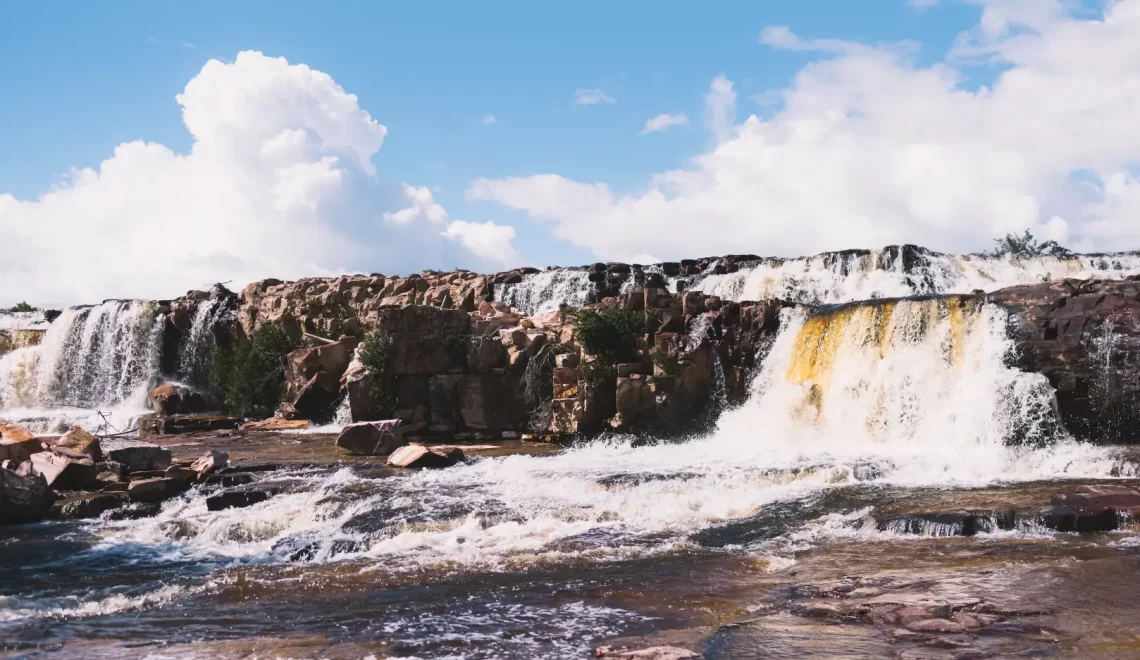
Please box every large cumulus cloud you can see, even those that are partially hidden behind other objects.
[0,51,518,307]
[469,0,1140,263]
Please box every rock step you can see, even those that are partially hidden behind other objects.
[877,488,1140,536]
[50,492,128,519]
[206,480,298,511]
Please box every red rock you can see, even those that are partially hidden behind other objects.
[387,445,463,468]
[30,452,98,491]
[56,427,102,462]
[336,420,405,456]
[191,450,229,479]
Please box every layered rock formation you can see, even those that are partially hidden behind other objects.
[990,276,1140,443]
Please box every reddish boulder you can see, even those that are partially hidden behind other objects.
[386,445,463,468]
[0,469,53,525]
[336,420,405,456]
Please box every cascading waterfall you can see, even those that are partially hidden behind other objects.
[0,301,164,429]
[497,249,1140,314]
[691,250,1140,304]
[721,297,1064,451]
[102,294,1129,573]
[178,298,228,386]
[495,269,593,315]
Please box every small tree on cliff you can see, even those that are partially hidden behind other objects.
[357,330,397,418]
[570,306,644,368]
[988,230,1074,260]
[5,302,37,313]
[210,323,296,418]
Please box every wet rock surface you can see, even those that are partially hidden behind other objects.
[990,277,1140,443]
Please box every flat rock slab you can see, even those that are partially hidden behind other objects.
[30,452,98,491]
[127,477,185,503]
[387,445,464,469]
[103,439,172,472]
[204,472,255,488]
[240,418,311,432]
[140,414,242,437]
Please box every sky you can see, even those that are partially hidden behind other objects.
[3,0,1140,306]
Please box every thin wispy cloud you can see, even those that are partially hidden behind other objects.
[573,88,616,105]
[640,113,689,135]
[482,113,496,125]
[178,40,197,49]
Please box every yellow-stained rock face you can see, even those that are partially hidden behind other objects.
[0,329,45,356]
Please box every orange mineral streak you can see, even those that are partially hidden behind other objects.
[785,296,982,417]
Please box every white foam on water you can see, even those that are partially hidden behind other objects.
[495,269,593,315]
[0,310,51,331]
[88,301,1132,573]
[692,250,1140,304]
[0,583,205,623]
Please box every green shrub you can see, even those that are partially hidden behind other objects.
[5,302,37,313]
[358,330,397,418]
[570,306,644,366]
[988,230,1074,260]
[652,349,683,377]
[210,323,296,417]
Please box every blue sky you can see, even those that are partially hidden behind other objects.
[2,0,980,267]
[4,0,1140,306]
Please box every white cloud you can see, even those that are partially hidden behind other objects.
[482,113,496,124]
[178,40,197,49]
[704,75,737,143]
[0,51,506,307]
[468,1,1140,262]
[641,113,689,135]
[442,220,522,268]
[383,184,449,225]
[573,88,616,105]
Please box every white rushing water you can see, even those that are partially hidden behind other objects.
[495,269,593,315]
[692,250,1140,304]
[0,301,163,432]
[97,299,1130,573]
[178,297,229,386]
[494,249,1140,314]
[0,310,52,332]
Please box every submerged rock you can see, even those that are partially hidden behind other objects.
[206,481,292,511]
[0,469,53,525]
[51,492,128,519]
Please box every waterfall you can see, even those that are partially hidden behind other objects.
[717,296,1066,456]
[495,270,593,315]
[178,298,228,386]
[490,248,1140,316]
[0,301,164,430]
[689,249,1140,304]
